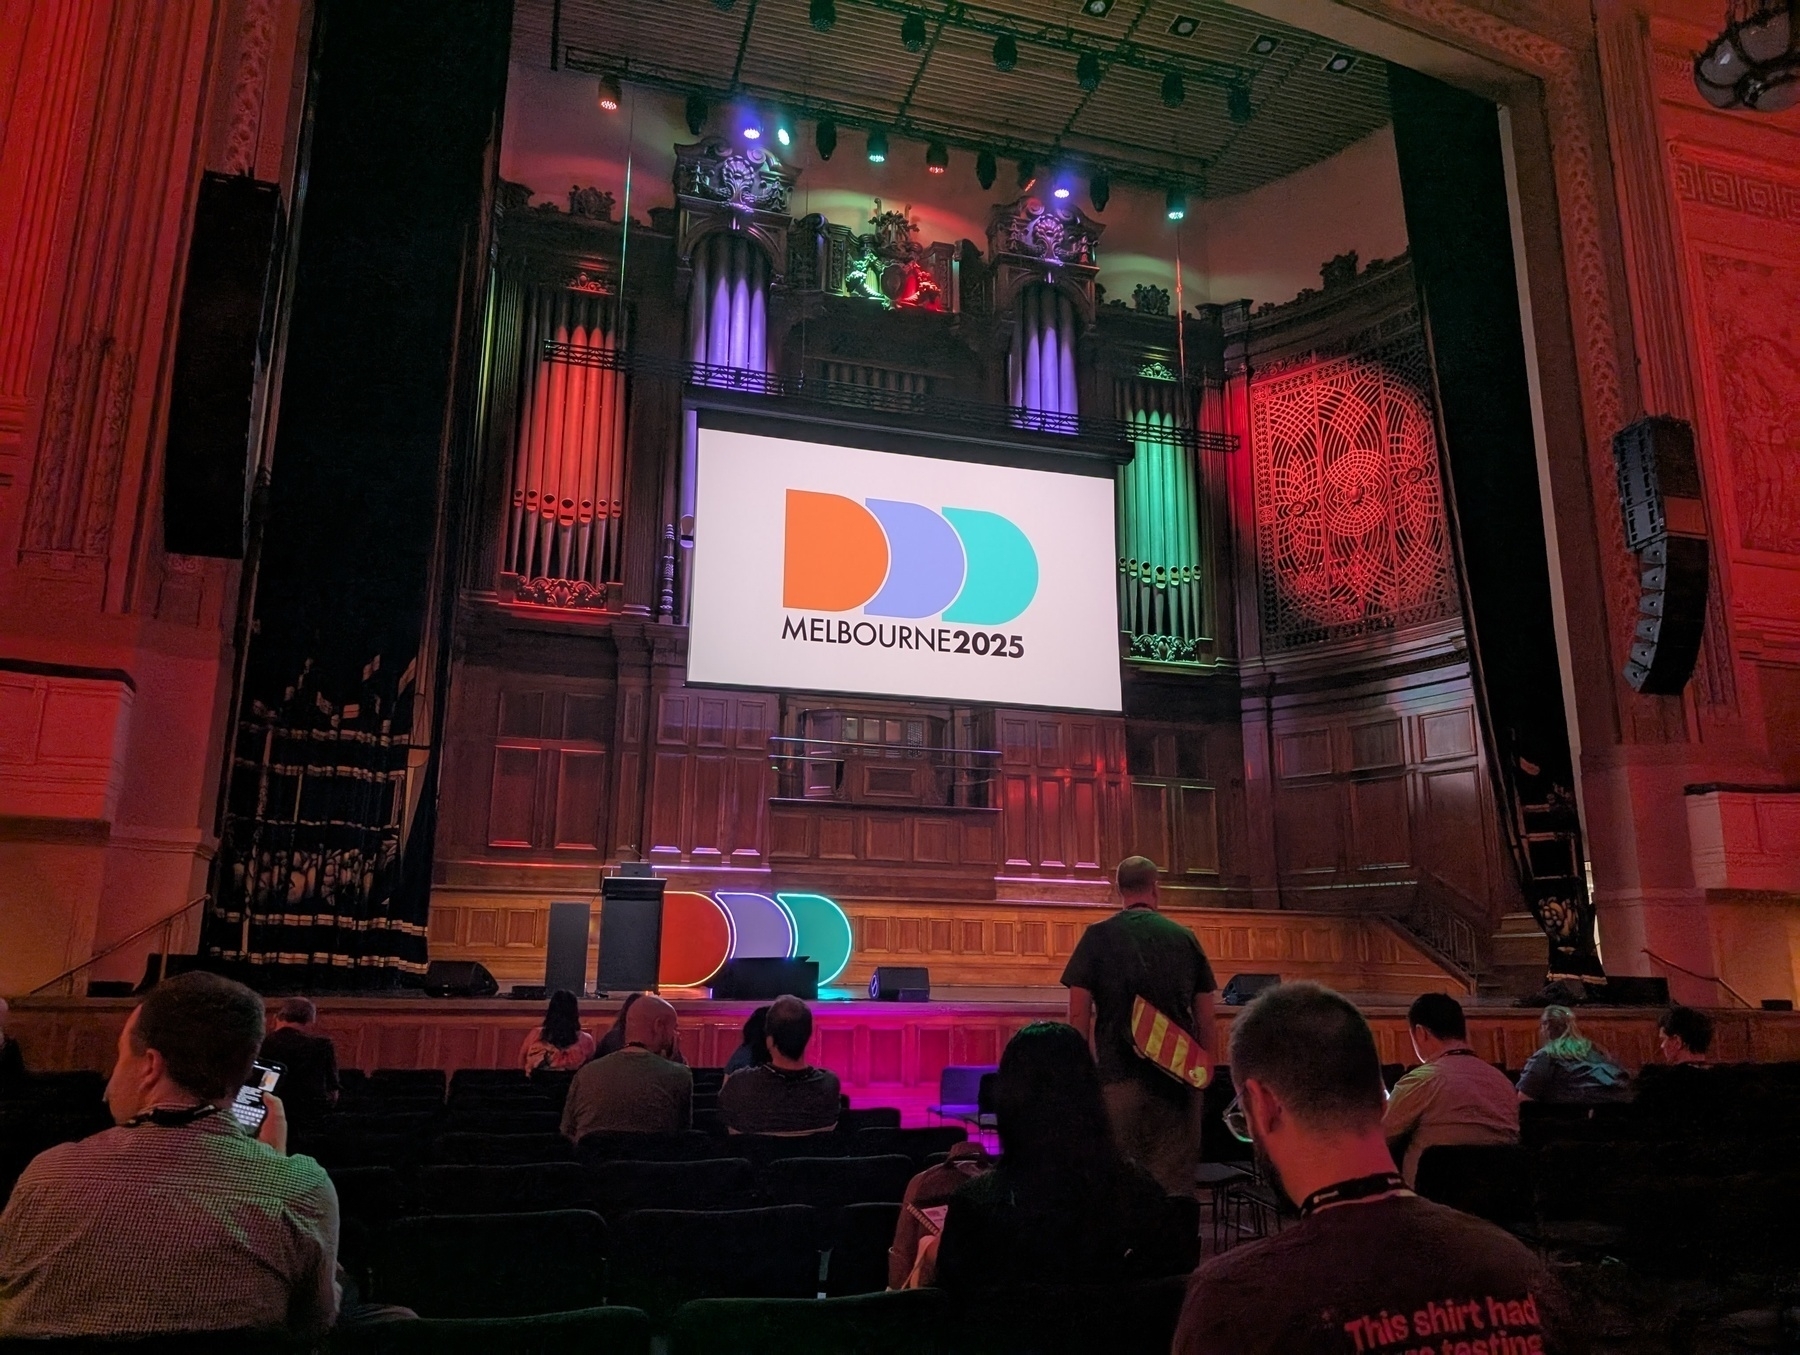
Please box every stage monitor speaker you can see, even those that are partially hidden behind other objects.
[1221,973,1281,1006]
[869,966,931,1002]
[1598,975,1670,1006]
[598,873,665,993]
[424,960,498,998]
[1763,999,1795,1012]
[163,172,285,558]
[544,901,591,997]
[1612,416,1709,695]
[133,954,208,993]
[713,957,820,1001]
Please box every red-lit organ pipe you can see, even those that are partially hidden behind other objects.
[506,288,627,589]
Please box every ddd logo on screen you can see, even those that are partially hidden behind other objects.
[782,489,1040,625]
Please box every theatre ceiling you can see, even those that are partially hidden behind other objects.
[511,0,1395,197]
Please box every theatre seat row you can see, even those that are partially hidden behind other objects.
[328,1154,919,1222]
[0,1279,1192,1355]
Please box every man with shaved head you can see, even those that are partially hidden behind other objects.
[560,993,692,1140]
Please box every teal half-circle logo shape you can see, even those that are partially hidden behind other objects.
[941,507,1039,625]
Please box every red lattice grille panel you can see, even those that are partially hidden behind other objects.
[1252,349,1456,649]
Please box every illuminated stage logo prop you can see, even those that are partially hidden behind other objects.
[658,889,854,988]
[688,427,1121,711]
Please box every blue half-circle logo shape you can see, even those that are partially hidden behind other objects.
[941,507,1039,625]
[863,498,966,618]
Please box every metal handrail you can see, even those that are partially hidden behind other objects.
[1641,947,1754,1009]
[29,895,209,997]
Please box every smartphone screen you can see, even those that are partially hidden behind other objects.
[230,1060,283,1132]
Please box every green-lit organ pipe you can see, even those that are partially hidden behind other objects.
[1116,379,1201,644]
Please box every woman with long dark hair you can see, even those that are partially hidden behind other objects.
[518,988,594,1072]
[933,1021,1195,1288]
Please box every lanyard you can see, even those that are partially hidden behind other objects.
[127,1103,220,1129]
[1298,1172,1411,1217]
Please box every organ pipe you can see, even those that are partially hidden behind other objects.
[506,287,627,590]
[1009,284,1079,423]
[1116,379,1202,647]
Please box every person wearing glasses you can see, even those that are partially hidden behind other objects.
[1175,983,1568,1355]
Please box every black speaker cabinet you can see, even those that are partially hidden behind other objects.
[544,901,591,997]
[1221,973,1281,1006]
[598,873,664,993]
[1597,975,1670,1006]
[163,172,284,558]
[1612,416,1709,695]
[423,960,498,998]
[713,957,820,1001]
[869,966,931,1001]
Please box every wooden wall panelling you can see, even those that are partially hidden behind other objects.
[646,684,773,865]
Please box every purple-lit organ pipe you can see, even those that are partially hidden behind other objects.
[1008,284,1079,428]
[508,287,625,588]
[679,233,773,612]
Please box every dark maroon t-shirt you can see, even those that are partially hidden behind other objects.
[1175,1194,1568,1355]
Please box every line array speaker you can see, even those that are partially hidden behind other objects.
[1611,416,1709,695]
[163,173,284,558]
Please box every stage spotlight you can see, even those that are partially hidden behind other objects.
[1161,69,1185,108]
[1324,52,1356,74]
[816,119,838,159]
[867,127,889,163]
[1076,50,1102,90]
[1089,170,1110,212]
[976,148,997,189]
[738,105,763,140]
[1053,183,1071,199]
[993,33,1019,71]
[1017,157,1036,191]
[1166,187,1187,221]
[901,12,927,51]
[597,75,622,112]
[1227,82,1252,123]
[772,109,794,146]
[685,92,708,136]
[810,0,837,32]
[926,141,949,174]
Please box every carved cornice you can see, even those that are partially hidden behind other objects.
[986,194,1103,327]
[672,138,800,295]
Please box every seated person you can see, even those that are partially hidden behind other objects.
[520,988,595,1073]
[933,1022,1193,1290]
[259,996,339,1125]
[1174,983,1569,1355]
[889,1138,994,1289]
[1517,1005,1631,1104]
[723,1004,772,1075]
[0,997,23,1084]
[593,991,642,1061]
[0,971,339,1338]
[1382,992,1519,1186]
[1657,1004,1714,1064]
[561,994,691,1139]
[717,995,841,1135]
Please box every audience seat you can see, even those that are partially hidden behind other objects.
[369,1069,447,1096]
[577,1130,725,1163]
[727,1134,851,1166]
[326,1305,650,1355]
[592,1157,763,1215]
[303,1132,420,1171]
[833,1107,902,1133]
[823,1201,902,1297]
[927,1065,996,1128]
[667,1289,949,1355]
[0,1330,311,1355]
[427,1132,574,1165]
[608,1205,822,1319]
[416,1161,602,1215]
[447,1068,531,1096]
[327,1165,411,1222]
[954,1276,1192,1355]
[690,1068,727,1094]
[441,1109,561,1135]
[759,1154,914,1214]
[850,1126,966,1167]
[1413,1144,1532,1231]
[372,1210,608,1318]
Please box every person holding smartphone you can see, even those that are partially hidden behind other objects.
[0,971,340,1339]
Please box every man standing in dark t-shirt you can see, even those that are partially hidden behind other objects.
[1175,982,1570,1355]
[1061,855,1216,1193]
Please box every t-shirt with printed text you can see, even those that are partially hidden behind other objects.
[1174,1193,1569,1355]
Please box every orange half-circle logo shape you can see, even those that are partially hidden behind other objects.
[783,490,890,610]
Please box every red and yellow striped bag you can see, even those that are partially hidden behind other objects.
[1130,995,1213,1089]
